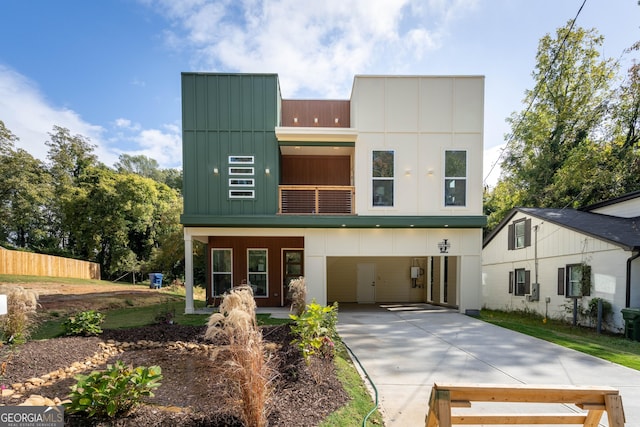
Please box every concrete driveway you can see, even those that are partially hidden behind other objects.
[337,304,640,426]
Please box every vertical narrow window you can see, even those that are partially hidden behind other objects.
[444,150,466,206]
[372,150,394,207]
[514,221,526,249]
[514,268,527,296]
[212,249,232,297]
[566,264,591,297]
[248,249,268,297]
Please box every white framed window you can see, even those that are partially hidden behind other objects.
[229,190,255,199]
[229,167,255,175]
[247,249,268,297]
[372,150,394,207]
[228,155,254,164]
[444,150,467,206]
[212,249,232,297]
[514,220,526,249]
[229,178,255,187]
[566,264,591,298]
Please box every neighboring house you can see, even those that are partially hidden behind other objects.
[180,73,486,314]
[482,191,640,331]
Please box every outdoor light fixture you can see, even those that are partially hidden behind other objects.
[213,167,219,175]
[265,168,270,175]
[438,239,450,254]
[427,169,434,176]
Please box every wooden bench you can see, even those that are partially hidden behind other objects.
[425,383,625,426]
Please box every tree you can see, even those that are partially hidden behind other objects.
[64,166,182,278]
[486,23,617,228]
[0,121,53,249]
[45,126,100,251]
[115,154,182,191]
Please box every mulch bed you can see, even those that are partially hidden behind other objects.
[0,324,349,426]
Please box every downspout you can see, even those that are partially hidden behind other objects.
[626,249,640,308]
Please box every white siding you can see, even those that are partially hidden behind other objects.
[588,196,640,218]
[351,76,484,216]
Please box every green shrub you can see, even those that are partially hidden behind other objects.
[63,310,105,336]
[65,361,162,418]
[0,285,39,344]
[586,297,613,324]
[290,301,339,364]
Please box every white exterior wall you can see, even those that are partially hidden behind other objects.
[187,226,483,314]
[588,197,640,218]
[350,76,484,216]
[482,212,630,331]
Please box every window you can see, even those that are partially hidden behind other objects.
[229,190,255,198]
[248,249,268,297]
[515,221,526,249]
[565,264,591,298]
[228,155,254,164]
[510,268,530,296]
[372,150,394,207]
[212,249,232,297]
[229,178,255,187]
[227,155,256,199]
[508,218,531,250]
[229,167,255,175]
[444,150,466,206]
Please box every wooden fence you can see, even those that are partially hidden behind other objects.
[0,247,100,280]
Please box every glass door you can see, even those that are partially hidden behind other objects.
[283,250,304,303]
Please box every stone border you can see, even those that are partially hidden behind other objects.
[6,339,217,406]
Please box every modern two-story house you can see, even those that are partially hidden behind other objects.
[180,73,486,314]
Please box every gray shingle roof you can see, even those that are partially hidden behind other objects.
[519,208,640,250]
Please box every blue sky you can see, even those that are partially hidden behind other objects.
[1,0,638,186]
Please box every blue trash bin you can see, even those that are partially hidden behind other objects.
[149,273,163,289]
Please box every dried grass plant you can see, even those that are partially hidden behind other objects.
[205,285,273,427]
[288,276,307,317]
[0,285,39,343]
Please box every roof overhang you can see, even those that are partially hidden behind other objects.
[275,126,358,143]
[181,214,487,229]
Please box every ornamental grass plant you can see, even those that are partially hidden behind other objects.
[205,285,274,427]
[288,276,307,317]
[0,285,38,344]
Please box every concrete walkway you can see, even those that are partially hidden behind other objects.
[337,304,640,427]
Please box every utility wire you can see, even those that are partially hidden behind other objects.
[483,0,588,187]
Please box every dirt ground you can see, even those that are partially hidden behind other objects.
[0,280,350,426]
[14,281,180,315]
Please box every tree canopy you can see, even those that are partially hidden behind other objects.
[0,121,188,282]
[485,23,640,231]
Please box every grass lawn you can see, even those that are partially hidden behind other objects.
[480,309,640,371]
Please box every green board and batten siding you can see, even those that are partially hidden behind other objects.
[181,73,281,219]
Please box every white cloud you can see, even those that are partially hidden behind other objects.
[0,65,111,164]
[483,143,505,189]
[147,0,476,98]
[0,66,181,169]
[113,124,182,167]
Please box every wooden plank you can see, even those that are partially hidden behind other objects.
[436,390,452,427]
[583,409,604,427]
[435,383,617,404]
[604,394,626,427]
[450,414,587,425]
[425,389,438,427]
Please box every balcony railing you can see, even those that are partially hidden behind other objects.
[279,185,355,214]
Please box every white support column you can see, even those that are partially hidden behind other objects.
[184,232,194,314]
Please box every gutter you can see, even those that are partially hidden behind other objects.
[626,250,640,308]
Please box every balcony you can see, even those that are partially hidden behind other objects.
[279,185,355,214]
